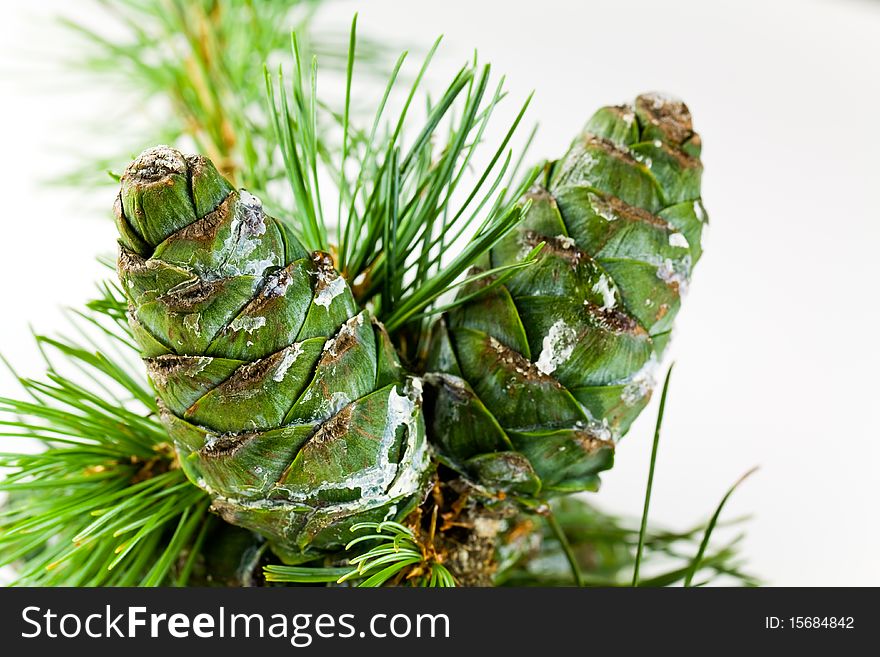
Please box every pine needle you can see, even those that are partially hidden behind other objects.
[264,521,455,587]
[545,510,584,587]
[632,365,674,586]
[683,467,758,587]
[264,25,537,337]
[58,0,394,195]
[497,496,759,587]
[0,287,210,586]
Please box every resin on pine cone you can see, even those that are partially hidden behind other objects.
[426,93,707,498]
[115,146,430,562]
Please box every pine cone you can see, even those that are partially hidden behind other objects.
[116,146,430,562]
[425,93,706,497]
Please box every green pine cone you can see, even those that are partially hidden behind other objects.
[115,146,430,562]
[426,93,707,498]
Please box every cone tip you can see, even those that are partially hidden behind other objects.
[635,92,694,143]
[124,145,187,184]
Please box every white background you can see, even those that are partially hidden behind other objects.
[2,0,878,585]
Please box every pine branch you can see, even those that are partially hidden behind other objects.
[58,0,395,198]
[0,284,211,586]
[1,4,757,589]
[494,497,759,588]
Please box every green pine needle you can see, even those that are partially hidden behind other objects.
[0,284,210,586]
[58,0,394,194]
[264,521,456,588]
[497,497,758,587]
[264,22,538,335]
[544,510,584,587]
[632,364,674,586]
[683,467,758,587]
